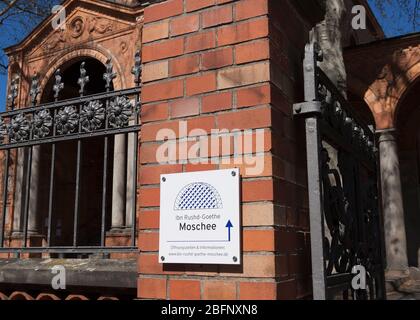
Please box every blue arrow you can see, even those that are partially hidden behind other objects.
[225,220,233,242]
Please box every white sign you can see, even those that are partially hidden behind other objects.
[159,169,240,265]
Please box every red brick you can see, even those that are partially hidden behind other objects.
[187,116,216,134]
[138,253,185,275]
[239,282,276,300]
[217,18,269,46]
[202,6,233,28]
[144,0,183,23]
[202,91,232,113]
[139,210,160,229]
[140,143,160,163]
[138,253,163,274]
[202,47,233,70]
[143,21,169,43]
[169,280,201,300]
[138,278,166,299]
[237,84,271,108]
[138,232,159,251]
[169,55,200,77]
[235,0,268,21]
[140,164,183,185]
[216,106,271,130]
[142,79,184,103]
[171,14,199,36]
[243,229,275,251]
[185,31,216,53]
[141,121,180,142]
[170,97,200,118]
[203,281,236,300]
[235,39,269,64]
[143,38,184,62]
[186,73,217,96]
[185,163,218,172]
[242,179,274,202]
[141,102,169,123]
[186,0,214,12]
[139,187,160,207]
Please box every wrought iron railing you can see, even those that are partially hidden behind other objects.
[0,51,142,255]
[293,43,386,300]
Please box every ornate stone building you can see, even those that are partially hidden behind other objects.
[0,0,418,300]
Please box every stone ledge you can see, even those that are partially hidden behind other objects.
[0,258,137,289]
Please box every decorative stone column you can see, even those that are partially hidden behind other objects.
[111,135,126,231]
[125,129,136,229]
[28,146,40,234]
[12,148,25,235]
[377,129,409,273]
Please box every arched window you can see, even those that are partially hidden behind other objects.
[0,52,141,258]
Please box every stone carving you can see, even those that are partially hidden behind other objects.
[88,17,113,35]
[42,29,66,52]
[120,41,128,54]
[70,16,85,38]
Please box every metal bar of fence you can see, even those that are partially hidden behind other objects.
[294,43,327,300]
[73,140,82,247]
[0,87,141,118]
[305,117,327,300]
[101,91,111,247]
[0,149,10,247]
[0,125,140,150]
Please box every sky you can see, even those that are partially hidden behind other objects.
[0,0,419,111]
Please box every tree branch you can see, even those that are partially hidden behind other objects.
[0,0,18,18]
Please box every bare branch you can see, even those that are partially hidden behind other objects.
[0,0,19,18]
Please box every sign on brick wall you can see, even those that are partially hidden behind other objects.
[159,169,240,265]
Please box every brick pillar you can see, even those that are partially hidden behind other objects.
[137,0,311,300]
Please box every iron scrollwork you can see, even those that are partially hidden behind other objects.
[0,118,7,143]
[80,100,105,132]
[0,53,140,148]
[56,106,79,135]
[293,42,385,300]
[33,109,53,139]
[108,96,133,128]
[8,113,30,142]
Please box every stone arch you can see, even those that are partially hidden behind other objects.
[98,296,119,300]
[0,292,9,300]
[364,47,420,130]
[39,44,125,98]
[9,291,34,300]
[65,294,89,300]
[36,293,61,300]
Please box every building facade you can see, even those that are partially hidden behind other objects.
[0,0,418,300]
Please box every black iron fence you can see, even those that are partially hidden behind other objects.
[0,51,142,255]
[293,43,386,299]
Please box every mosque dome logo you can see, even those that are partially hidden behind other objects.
[174,182,223,211]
